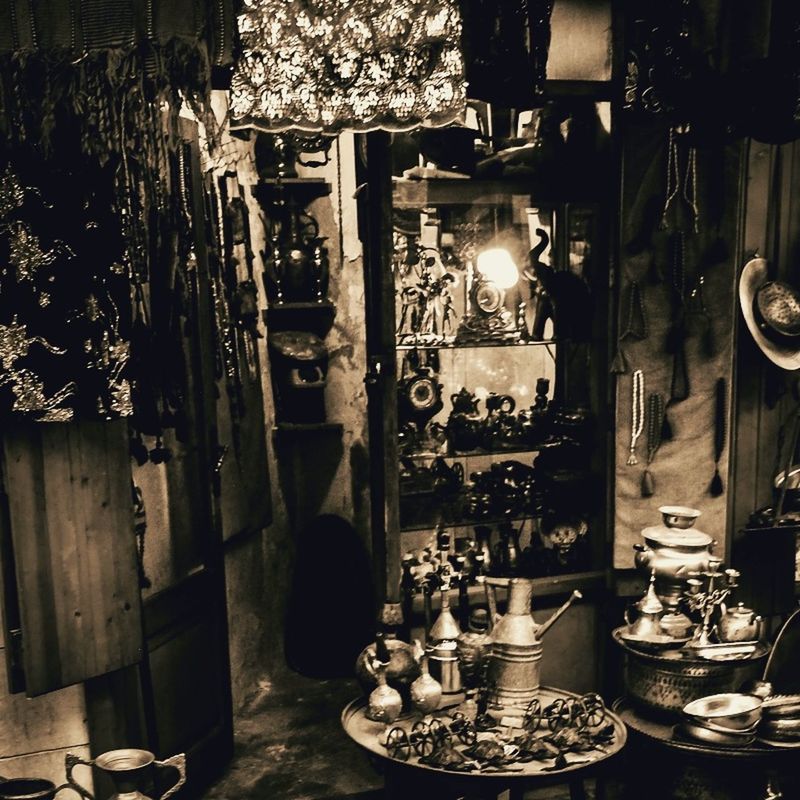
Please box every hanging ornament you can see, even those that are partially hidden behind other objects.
[641,393,665,497]
[611,279,648,375]
[708,378,726,497]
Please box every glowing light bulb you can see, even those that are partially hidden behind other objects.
[476,248,519,290]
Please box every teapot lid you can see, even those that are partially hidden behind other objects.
[641,525,712,547]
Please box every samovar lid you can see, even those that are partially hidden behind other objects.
[641,525,712,547]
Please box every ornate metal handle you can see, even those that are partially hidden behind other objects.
[154,753,186,800]
[64,754,95,800]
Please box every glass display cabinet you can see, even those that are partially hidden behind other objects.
[358,1,619,692]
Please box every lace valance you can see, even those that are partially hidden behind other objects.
[229,0,467,133]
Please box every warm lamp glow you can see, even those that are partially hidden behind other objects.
[476,248,519,290]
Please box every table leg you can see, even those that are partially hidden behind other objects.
[569,778,587,800]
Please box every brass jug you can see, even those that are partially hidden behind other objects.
[484,577,581,718]
[65,750,186,800]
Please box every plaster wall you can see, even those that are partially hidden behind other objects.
[225,132,370,704]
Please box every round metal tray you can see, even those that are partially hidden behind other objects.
[342,686,627,780]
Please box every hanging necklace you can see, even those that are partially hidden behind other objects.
[628,369,645,466]
[683,142,699,233]
[660,127,680,229]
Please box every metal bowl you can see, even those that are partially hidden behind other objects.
[658,506,701,529]
[684,715,759,736]
[613,629,769,718]
[683,693,763,730]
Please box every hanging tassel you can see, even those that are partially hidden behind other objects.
[708,377,726,496]
[709,467,724,497]
[661,409,674,441]
[703,236,729,266]
[641,468,655,497]
[702,320,716,359]
[610,347,628,374]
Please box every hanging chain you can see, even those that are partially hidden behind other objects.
[661,127,680,228]
[683,143,699,233]
[336,135,345,279]
[646,392,665,465]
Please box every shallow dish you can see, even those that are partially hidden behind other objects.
[762,694,800,718]
[684,715,759,737]
[682,693,763,730]
[677,721,755,747]
[616,628,692,653]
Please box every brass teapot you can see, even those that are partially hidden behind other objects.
[718,602,763,643]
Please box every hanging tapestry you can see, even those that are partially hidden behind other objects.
[0,156,131,422]
[229,0,467,133]
[0,1,234,426]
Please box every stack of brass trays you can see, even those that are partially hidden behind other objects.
[759,694,800,746]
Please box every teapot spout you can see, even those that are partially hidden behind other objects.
[536,590,582,639]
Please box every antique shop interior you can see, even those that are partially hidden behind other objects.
[1,1,800,800]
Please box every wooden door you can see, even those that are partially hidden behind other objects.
[84,123,234,797]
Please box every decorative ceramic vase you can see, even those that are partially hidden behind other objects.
[367,662,403,723]
[410,653,443,713]
[355,633,420,712]
[65,749,186,800]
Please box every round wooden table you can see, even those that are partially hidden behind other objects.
[342,687,627,800]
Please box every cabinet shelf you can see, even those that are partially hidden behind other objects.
[401,446,542,460]
[400,511,542,534]
[410,570,606,612]
[396,337,557,351]
[254,177,332,206]
[393,178,562,209]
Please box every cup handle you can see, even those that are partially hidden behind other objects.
[64,755,95,800]
[154,753,186,800]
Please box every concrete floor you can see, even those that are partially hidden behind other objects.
[206,670,624,800]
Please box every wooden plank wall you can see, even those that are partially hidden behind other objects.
[731,140,800,530]
[3,420,142,696]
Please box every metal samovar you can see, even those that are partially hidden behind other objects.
[484,577,581,719]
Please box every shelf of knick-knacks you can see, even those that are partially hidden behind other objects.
[396,338,558,351]
[401,446,542,460]
[399,511,543,535]
[410,570,606,612]
[263,300,336,338]
[254,177,332,208]
[393,177,562,209]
